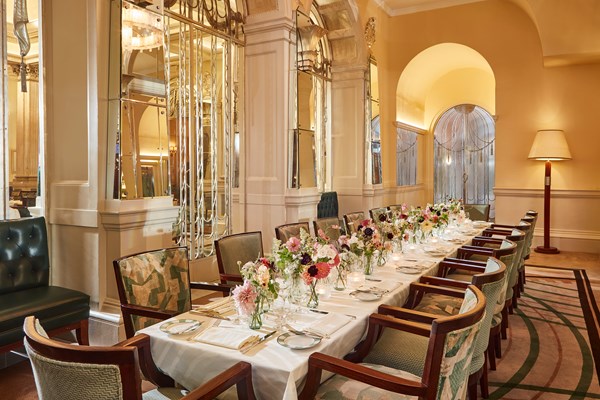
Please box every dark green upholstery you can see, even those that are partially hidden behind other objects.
[215,232,263,283]
[317,191,339,219]
[0,217,90,352]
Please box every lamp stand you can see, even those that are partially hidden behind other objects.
[535,160,559,254]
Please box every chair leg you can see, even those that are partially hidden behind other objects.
[480,356,489,399]
[495,331,502,359]
[512,285,519,309]
[487,334,497,371]
[75,319,90,346]
[501,306,509,340]
[520,269,526,292]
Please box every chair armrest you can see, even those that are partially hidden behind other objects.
[116,334,175,388]
[442,257,486,267]
[419,275,470,289]
[491,224,515,230]
[183,361,256,400]
[121,304,178,320]
[457,247,493,259]
[299,352,425,400]
[471,237,502,247]
[376,305,438,326]
[220,273,244,283]
[191,281,233,294]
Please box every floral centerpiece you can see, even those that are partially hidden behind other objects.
[273,229,340,308]
[232,257,279,329]
[338,219,393,275]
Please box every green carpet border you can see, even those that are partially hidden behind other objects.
[573,268,600,381]
[527,265,600,382]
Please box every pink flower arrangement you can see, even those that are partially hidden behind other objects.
[232,280,258,315]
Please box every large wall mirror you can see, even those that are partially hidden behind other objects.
[109,0,169,200]
[2,0,42,217]
[369,58,382,185]
[291,8,330,190]
[108,0,244,259]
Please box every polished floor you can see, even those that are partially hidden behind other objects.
[1,250,598,399]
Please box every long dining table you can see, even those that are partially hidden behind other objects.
[138,222,488,400]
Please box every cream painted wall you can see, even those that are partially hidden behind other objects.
[358,0,600,250]
[424,68,495,128]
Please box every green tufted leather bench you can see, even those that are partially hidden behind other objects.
[0,217,90,353]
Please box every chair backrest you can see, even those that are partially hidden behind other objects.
[275,222,310,242]
[519,217,535,257]
[525,210,538,230]
[423,286,486,400]
[313,217,342,244]
[343,212,365,234]
[464,204,490,221]
[0,216,49,295]
[24,316,143,400]
[113,247,191,333]
[215,231,263,284]
[468,258,506,374]
[369,207,390,223]
[317,191,339,219]
[387,204,404,212]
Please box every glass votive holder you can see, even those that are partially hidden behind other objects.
[347,271,366,290]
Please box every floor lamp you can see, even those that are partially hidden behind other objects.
[528,129,572,254]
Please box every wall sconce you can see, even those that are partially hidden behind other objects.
[528,129,572,254]
[297,25,327,72]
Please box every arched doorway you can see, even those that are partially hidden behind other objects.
[433,104,496,218]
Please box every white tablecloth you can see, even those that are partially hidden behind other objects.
[139,231,481,400]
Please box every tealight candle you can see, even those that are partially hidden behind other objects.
[391,253,402,262]
[316,281,332,299]
[347,271,366,290]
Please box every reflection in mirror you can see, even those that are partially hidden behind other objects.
[114,0,169,199]
[4,0,41,216]
[291,8,330,190]
[369,58,382,184]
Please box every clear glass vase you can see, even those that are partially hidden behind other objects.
[249,296,264,330]
[333,266,347,291]
[363,253,375,275]
[307,281,319,308]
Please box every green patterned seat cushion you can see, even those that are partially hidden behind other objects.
[143,388,189,400]
[363,330,428,376]
[116,248,191,332]
[413,293,462,316]
[315,363,420,400]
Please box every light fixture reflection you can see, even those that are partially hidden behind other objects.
[122,3,163,51]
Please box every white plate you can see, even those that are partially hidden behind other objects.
[472,221,490,228]
[396,266,422,275]
[160,319,201,335]
[350,291,383,301]
[424,249,447,256]
[277,332,321,349]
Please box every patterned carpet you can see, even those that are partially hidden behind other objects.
[488,267,600,399]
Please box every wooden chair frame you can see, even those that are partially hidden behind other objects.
[274,222,310,242]
[23,316,256,400]
[113,246,231,339]
[343,212,365,234]
[215,231,263,284]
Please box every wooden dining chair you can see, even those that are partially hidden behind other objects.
[405,258,506,399]
[113,246,230,338]
[23,316,256,400]
[298,286,486,400]
[313,217,342,244]
[274,222,310,242]
[215,231,263,284]
[343,211,365,234]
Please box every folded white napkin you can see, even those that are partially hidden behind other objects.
[193,327,260,350]
[305,313,353,338]
[165,321,198,334]
[192,297,235,316]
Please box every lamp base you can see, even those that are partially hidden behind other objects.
[534,246,560,254]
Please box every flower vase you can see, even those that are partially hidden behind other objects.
[363,254,375,275]
[249,296,264,330]
[334,266,347,291]
[307,281,319,308]
[289,275,307,306]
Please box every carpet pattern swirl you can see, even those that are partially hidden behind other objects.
[488,267,600,399]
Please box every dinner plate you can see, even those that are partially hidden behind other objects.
[424,249,447,256]
[160,319,201,335]
[350,291,383,301]
[396,266,422,275]
[277,332,321,349]
[472,221,490,228]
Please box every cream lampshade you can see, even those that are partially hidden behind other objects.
[528,129,571,254]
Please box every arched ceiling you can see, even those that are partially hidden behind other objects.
[377,0,600,67]
[397,43,493,103]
